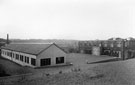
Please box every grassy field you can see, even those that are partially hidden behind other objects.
[1,53,131,85]
[2,58,135,85]
[0,57,32,75]
[7,58,135,85]
[0,53,115,75]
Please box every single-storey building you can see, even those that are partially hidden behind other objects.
[1,43,67,68]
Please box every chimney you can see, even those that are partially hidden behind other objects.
[6,34,9,44]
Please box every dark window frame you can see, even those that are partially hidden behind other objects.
[16,54,19,60]
[31,58,36,66]
[20,55,24,62]
[25,56,27,63]
[40,58,51,66]
[27,57,29,64]
[56,57,64,64]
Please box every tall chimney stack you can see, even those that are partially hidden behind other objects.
[7,34,9,44]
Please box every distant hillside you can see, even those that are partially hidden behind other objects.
[0,38,7,43]
[0,38,7,46]
[11,39,79,48]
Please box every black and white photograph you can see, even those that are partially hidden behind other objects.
[0,0,135,85]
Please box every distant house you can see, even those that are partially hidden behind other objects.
[1,43,67,68]
[78,41,101,54]
[78,38,135,60]
[78,40,123,58]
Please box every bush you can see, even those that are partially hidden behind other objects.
[71,67,81,72]
[46,73,50,76]
[59,71,62,74]
[16,68,30,74]
[18,75,26,82]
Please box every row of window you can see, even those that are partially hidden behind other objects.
[2,50,36,66]
[2,50,63,66]
[103,50,120,57]
[40,57,64,66]
[104,43,121,47]
[79,43,92,47]
[79,43,123,48]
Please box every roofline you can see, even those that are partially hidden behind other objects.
[1,43,67,56]
[1,48,37,56]
[10,43,54,44]
[36,43,67,56]
[36,43,53,56]
[0,43,54,56]
[53,43,67,53]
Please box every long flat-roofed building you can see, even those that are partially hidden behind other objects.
[1,43,67,68]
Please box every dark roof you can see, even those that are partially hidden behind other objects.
[1,43,54,55]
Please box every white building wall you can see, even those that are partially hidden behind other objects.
[1,49,37,68]
[118,51,121,58]
[1,49,12,60]
[92,46,100,56]
[37,45,67,67]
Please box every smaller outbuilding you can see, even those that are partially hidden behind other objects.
[1,43,67,68]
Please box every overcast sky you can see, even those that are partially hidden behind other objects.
[0,0,135,40]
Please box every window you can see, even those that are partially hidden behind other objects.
[24,56,29,64]
[7,52,9,56]
[56,57,64,64]
[25,56,27,63]
[40,58,51,66]
[27,57,29,63]
[12,53,14,58]
[20,55,24,62]
[16,54,19,60]
[31,58,36,66]
[125,42,128,47]
[117,42,121,47]
[111,43,114,47]
[10,52,12,57]
[22,56,24,61]
[117,51,119,57]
